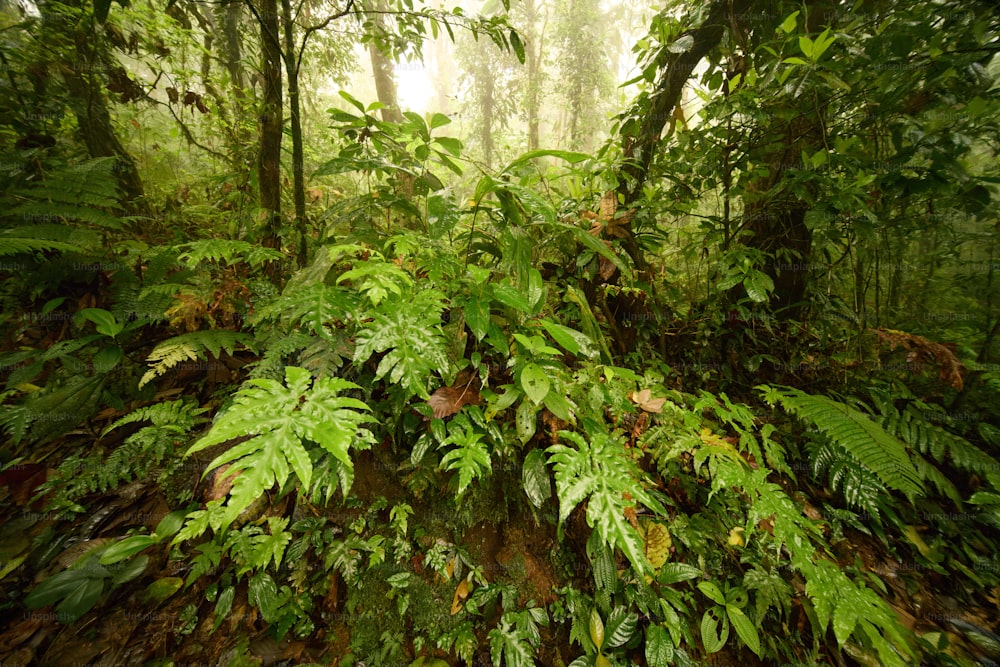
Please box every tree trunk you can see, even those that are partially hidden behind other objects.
[257,0,283,277]
[281,0,309,268]
[49,3,148,216]
[614,0,754,272]
[522,0,542,151]
[367,1,403,125]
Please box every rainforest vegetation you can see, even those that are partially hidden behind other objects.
[1,0,1000,664]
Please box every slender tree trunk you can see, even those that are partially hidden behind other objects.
[613,0,753,272]
[281,0,308,267]
[257,0,283,276]
[367,1,403,124]
[523,0,542,151]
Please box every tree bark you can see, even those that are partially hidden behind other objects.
[50,3,149,216]
[257,0,284,276]
[281,0,308,268]
[367,1,403,125]
[614,0,753,271]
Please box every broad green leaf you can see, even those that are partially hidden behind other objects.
[509,28,525,64]
[543,391,574,422]
[142,577,183,604]
[153,510,189,540]
[538,320,597,358]
[111,554,148,584]
[516,399,537,444]
[700,608,727,653]
[491,283,533,314]
[520,363,550,404]
[434,136,462,156]
[25,570,92,610]
[79,308,123,338]
[727,606,761,656]
[645,624,674,666]
[502,149,590,174]
[743,270,774,303]
[100,535,156,564]
[56,575,106,623]
[248,571,280,622]
[522,449,551,507]
[589,608,605,650]
[779,11,799,33]
[604,607,638,648]
[429,112,452,129]
[339,90,366,113]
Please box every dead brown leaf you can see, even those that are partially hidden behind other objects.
[630,389,666,413]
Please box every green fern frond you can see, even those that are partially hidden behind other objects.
[547,420,668,576]
[182,366,373,535]
[247,331,314,380]
[254,283,357,339]
[0,232,82,257]
[7,158,123,229]
[353,288,450,399]
[176,239,284,268]
[881,402,999,475]
[102,398,207,437]
[760,386,924,499]
[806,439,885,515]
[140,330,256,389]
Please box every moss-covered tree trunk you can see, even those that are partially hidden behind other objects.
[257,0,284,280]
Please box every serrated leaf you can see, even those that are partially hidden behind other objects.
[645,624,674,666]
[657,562,702,584]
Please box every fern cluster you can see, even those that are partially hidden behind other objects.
[41,400,206,510]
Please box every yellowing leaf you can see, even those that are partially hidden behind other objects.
[728,527,746,548]
[450,578,469,615]
[643,521,672,569]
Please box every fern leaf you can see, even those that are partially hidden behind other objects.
[0,232,82,257]
[176,239,284,268]
[139,330,255,389]
[183,367,372,534]
[760,386,924,499]
[547,423,667,576]
[439,415,492,496]
[353,289,450,399]
[255,283,356,339]
[140,342,198,389]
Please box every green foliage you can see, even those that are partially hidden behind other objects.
[175,239,285,269]
[547,421,667,576]
[139,330,256,389]
[25,545,148,624]
[760,386,925,499]
[180,367,373,536]
[352,287,451,400]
